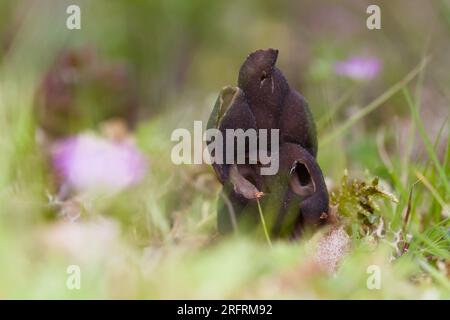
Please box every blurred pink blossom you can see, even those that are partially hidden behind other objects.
[52,133,146,194]
[334,57,382,80]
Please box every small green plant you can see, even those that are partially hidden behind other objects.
[331,170,398,239]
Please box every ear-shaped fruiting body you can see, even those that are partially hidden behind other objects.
[282,143,329,225]
[207,86,257,185]
[238,49,279,90]
[207,86,255,132]
[268,143,328,236]
[216,87,256,132]
[238,49,289,131]
[237,49,317,157]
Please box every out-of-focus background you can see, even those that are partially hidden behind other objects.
[0,0,448,298]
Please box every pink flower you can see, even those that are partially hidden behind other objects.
[52,133,146,194]
[334,57,382,80]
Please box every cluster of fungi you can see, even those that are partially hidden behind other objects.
[208,49,330,238]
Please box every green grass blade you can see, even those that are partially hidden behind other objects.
[256,198,272,248]
[402,88,450,194]
[418,259,450,292]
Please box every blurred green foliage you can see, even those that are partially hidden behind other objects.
[0,0,448,299]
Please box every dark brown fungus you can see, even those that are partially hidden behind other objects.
[208,49,329,238]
